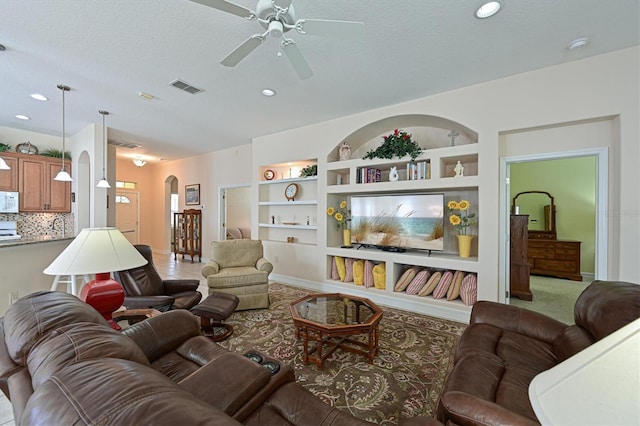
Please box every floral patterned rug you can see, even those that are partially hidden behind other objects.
[218,283,466,425]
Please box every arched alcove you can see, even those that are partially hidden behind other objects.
[327,114,478,162]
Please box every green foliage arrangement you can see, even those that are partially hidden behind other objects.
[0,143,11,152]
[363,129,422,161]
[39,147,71,159]
[299,164,317,177]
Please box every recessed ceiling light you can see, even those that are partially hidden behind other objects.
[15,114,30,120]
[30,93,48,101]
[568,37,589,50]
[475,1,502,19]
[262,88,276,97]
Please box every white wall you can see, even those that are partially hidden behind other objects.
[253,47,640,304]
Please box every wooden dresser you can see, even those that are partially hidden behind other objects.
[527,239,582,281]
[510,215,532,300]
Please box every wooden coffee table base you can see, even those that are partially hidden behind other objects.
[298,325,380,370]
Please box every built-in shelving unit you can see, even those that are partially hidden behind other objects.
[258,161,318,246]
[324,116,479,319]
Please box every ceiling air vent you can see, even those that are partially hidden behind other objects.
[109,140,141,149]
[169,79,204,94]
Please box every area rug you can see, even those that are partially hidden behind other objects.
[218,283,466,425]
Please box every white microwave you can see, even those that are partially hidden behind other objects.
[0,192,19,213]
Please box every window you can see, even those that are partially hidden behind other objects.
[115,181,137,189]
[115,195,131,204]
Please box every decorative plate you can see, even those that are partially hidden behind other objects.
[16,142,38,155]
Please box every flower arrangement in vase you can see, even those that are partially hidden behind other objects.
[327,200,352,247]
[448,200,476,257]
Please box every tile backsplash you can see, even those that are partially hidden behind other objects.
[0,213,75,238]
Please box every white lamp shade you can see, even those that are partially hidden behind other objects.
[54,169,73,182]
[0,158,10,170]
[44,227,147,276]
[96,178,111,188]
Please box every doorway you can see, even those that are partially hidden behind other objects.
[219,185,251,240]
[115,190,139,244]
[500,148,608,322]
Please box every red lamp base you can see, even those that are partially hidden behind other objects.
[80,272,125,330]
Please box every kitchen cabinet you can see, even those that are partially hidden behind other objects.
[19,156,72,212]
[0,152,19,191]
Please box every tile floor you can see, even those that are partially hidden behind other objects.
[0,251,207,425]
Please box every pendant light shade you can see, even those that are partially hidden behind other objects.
[97,110,111,188]
[0,158,10,170]
[54,84,73,182]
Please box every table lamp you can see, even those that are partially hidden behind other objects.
[44,227,147,330]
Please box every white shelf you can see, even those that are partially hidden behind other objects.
[259,176,318,185]
[259,200,318,206]
[327,176,479,194]
[259,223,318,230]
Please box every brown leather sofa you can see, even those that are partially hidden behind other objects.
[0,291,371,425]
[437,280,640,426]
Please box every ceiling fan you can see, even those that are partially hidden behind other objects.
[191,0,365,79]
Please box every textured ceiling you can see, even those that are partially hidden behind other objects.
[1,0,638,163]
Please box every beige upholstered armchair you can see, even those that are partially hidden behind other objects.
[201,239,272,310]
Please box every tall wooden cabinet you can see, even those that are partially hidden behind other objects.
[173,209,202,263]
[0,152,19,191]
[510,215,532,301]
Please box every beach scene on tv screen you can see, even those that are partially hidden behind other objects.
[351,194,444,251]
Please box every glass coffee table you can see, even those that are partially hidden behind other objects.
[290,293,383,370]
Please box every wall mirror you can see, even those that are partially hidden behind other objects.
[512,190,557,239]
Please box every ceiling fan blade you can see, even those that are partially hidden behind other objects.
[296,19,365,38]
[282,41,313,80]
[221,36,264,67]
[190,0,254,19]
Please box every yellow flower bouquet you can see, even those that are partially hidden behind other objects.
[447,200,476,235]
[327,200,350,229]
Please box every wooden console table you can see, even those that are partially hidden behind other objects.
[528,239,582,281]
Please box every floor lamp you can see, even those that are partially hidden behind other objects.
[44,228,147,330]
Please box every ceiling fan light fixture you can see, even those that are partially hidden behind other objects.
[262,88,276,96]
[475,1,502,19]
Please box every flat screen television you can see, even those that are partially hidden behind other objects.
[350,193,444,252]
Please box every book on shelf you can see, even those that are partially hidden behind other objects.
[357,167,382,184]
[406,161,431,180]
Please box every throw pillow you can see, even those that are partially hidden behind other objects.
[373,263,386,289]
[364,260,375,288]
[394,267,418,292]
[335,256,346,282]
[353,259,365,285]
[432,271,454,299]
[331,257,339,280]
[419,271,442,297]
[460,273,478,306]
[344,258,355,282]
[447,270,465,300]
[406,269,430,295]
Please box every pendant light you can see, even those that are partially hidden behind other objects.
[54,84,73,182]
[0,157,9,170]
[96,110,111,188]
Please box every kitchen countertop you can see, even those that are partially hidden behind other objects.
[0,235,75,248]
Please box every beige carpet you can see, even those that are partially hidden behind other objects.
[219,283,466,425]
[510,276,590,324]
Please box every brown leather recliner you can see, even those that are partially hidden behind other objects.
[114,244,202,311]
[0,291,372,425]
[437,280,640,425]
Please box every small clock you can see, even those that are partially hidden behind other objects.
[263,169,275,180]
[284,183,299,201]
